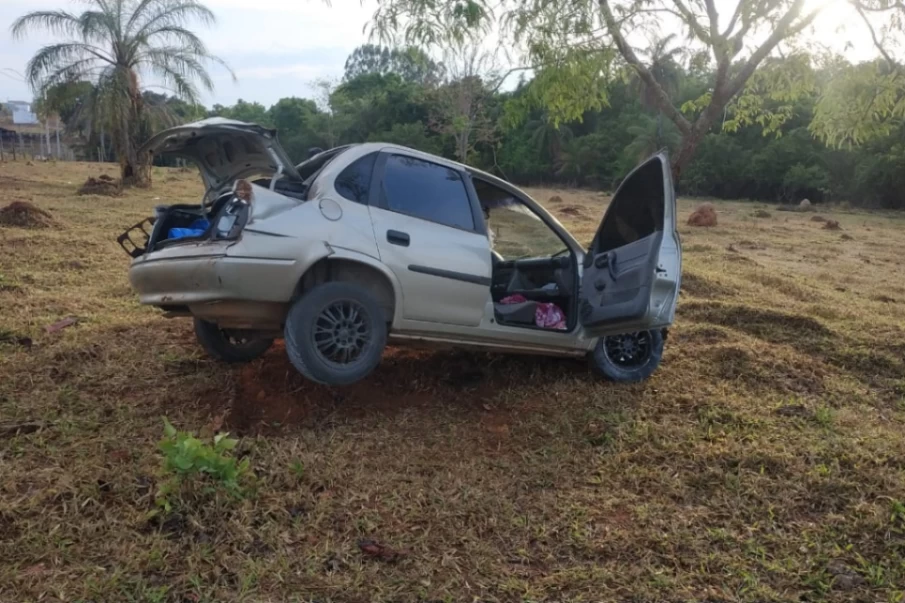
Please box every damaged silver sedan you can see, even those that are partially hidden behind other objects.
[120,118,682,386]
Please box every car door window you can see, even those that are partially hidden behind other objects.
[474,179,567,259]
[334,152,377,204]
[381,155,475,230]
[594,161,665,253]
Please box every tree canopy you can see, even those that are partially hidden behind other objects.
[367,0,838,177]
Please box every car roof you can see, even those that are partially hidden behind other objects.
[353,142,509,187]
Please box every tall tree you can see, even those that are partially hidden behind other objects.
[11,0,231,186]
[428,48,498,162]
[369,0,829,179]
[629,34,684,149]
[811,1,905,147]
[344,44,445,85]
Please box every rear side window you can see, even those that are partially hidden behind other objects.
[381,155,475,230]
[334,152,377,204]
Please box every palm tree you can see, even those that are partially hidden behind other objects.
[12,0,231,187]
[526,118,573,174]
[625,114,680,163]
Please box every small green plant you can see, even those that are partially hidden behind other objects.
[290,459,305,478]
[814,406,835,428]
[891,499,905,533]
[156,418,250,511]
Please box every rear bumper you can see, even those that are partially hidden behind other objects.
[129,244,299,306]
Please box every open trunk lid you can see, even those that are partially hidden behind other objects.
[139,117,303,192]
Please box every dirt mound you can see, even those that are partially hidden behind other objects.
[0,201,57,229]
[810,215,827,222]
[687,203,717,227]
[753,209,771,218]
[822,219,841,230]
[78,174,121,196]
[548,195,563,203]
[558,206,584,217]
[840,233,853,241]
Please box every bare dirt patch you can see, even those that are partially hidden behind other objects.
[0,201,58,229]
[78,174,121,196]
[557,205,584,217]
[688,202,717,226]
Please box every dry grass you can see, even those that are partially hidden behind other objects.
[2,163,905,603]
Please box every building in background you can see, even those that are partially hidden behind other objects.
[7,100,39,125]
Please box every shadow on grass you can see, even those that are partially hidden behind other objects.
[679,301,904,396]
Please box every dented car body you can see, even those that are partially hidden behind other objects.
[123,118,682,386]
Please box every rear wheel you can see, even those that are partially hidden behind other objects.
[284,282,387,386]
[193,318,273,363]
[589,329,664,382]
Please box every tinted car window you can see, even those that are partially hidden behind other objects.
[381,155,474,230]
[335,152,377,204]
[595,160,665,253]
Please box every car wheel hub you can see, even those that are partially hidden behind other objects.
[313,300,371,366]
[602,331,652,368]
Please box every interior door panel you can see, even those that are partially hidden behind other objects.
[579,232,662,327]
[579,153,681,336]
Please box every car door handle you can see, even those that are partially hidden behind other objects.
[387,230,410,247]
[594,251,618,281]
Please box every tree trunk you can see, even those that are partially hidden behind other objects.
[671,131,705,182]
[119,73,152,188]
[670,101,725,182]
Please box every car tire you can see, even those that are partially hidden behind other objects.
[589,329,664,382]
[193,318,273,363]
[284,282,387,386]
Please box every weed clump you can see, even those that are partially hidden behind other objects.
[155,418,252,513]
[0,201,57,229]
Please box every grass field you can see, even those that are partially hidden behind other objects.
[2,160,905,603]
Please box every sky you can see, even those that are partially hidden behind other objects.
[0,0,886,109]
[0,0,376,106]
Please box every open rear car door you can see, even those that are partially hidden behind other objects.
[578,152,681,336]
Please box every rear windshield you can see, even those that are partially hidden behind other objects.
[297,145,356,181]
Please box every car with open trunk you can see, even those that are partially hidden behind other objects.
[119,118,682,385]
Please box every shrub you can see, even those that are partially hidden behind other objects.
[156,418,251,511]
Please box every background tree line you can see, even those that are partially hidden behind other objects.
[38,41,905,209]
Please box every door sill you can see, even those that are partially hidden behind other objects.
[388,332,585,357]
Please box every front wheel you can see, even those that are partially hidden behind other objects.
[589,329,664,382]
[284,282,387,386]
[193,318,273,363]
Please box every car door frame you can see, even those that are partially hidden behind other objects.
[577,151,681,337]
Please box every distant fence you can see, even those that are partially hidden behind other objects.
[0,130,76,162]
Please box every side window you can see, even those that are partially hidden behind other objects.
[595,160,665,253]
[474,179,567,259]
[381,155,475,230]
[334,152,377,204]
